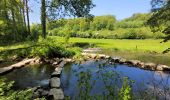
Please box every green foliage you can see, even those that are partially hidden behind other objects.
[118,77,132,100]
[148,0,170,42]
[0,78,32,100]
[46,13,164,39]
[69,62,133,100]
[0,37,76,60]
[0,0,30,42]
[30,24,41,41]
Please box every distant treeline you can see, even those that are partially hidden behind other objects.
[32,13,165,39]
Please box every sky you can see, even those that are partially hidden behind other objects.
[29,0,152,24]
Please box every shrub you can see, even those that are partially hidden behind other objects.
[0,37,76,60]
[30,24,41,40]
[0,78,33,100]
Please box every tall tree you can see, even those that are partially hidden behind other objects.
[148,0,170,42]
[22,0,27,31]
[40,0,95,38]
[25,0,30,35]
[41,0,46,38]
[0,0,29,41]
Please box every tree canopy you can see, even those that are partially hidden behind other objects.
[41,0,95,38]
[148,0,170,42]
[0,0,30,42]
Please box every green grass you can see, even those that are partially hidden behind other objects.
[1,36,170,65]
[50,36,170,53]
[49,36,170,66]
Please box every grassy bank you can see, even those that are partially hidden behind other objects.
[50,36,170,66]
[1,36,170,65]
[51,36,170,53]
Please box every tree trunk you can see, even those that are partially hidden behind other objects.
[4,0,10,28]
[25,0,30,35]
[22,0,27,32]
[11,10,18,40]
[41,0,46,38]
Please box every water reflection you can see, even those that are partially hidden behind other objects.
[61,60,170,100]
[1,64,55,89]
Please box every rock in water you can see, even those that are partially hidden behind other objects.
[144,63,156,70]
[48,88,64,100]
[50,77,60,88]
[156,64,170,71]
[51,71,61,78]
[0,66,14,75]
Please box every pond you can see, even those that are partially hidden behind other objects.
[1,59,170,99]
[61,60,170,99]
[1,64,55,90]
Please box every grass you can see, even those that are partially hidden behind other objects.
[50,36,170,66]
[50,36,170,53]
[1,36,170,65]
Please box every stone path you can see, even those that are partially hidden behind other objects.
[0,58,37,75]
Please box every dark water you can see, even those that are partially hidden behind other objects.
[61,60,170,99]
[1,64,55,89]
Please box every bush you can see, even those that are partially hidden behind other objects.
[0,37,76,60]
[30,24,41,40]
[0,78,33,100]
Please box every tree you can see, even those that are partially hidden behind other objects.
[147,0,170,42]
[40,0,95,38]
[41,0,46,38]
[0,0,30,41]
[25,0,30,35]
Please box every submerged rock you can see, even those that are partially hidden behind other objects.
[32,87,49,99]
[48,88,64,100]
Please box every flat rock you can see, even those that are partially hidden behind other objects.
[105,55,111,59]
[58,61,66,68]
[52,62,59,66]
[111,57,121,63]
[0,66,14,75]
[11,58,36,68]
[144,63,157,70]
[137,62,145,68]
[119,58,126,64]
[48,88,64,100]
[126,60,141,66]
[65,58,73,62]
[157,64,170,71]
[98,54,106,59]
[50,77,61,88]
[55,67,63,74]
[51,71,61,78]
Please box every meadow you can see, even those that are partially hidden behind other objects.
[1,36,170,65]
[51,36,170,52]
[51,36,170,66]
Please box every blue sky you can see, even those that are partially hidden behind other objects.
[29,0,151,24]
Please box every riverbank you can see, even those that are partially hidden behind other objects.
[51,36,170,66]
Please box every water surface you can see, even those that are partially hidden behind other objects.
[61,60,170,99]
[1,64,55,89]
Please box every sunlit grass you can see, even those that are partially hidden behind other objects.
[51,36,170,53]
[1,36,170,65]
